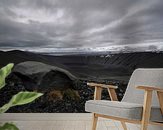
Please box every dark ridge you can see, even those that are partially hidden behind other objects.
[0,50,67,70]
[1,50,163,82]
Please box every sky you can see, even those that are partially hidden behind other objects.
[0,0,163,52]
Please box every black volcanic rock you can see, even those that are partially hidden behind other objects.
[2,78,126,113]
[13,61,76,91]
[1,50,163,113]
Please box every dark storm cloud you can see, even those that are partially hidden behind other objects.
[0,0,163,51]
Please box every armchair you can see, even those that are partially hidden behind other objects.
[85,69,163,130]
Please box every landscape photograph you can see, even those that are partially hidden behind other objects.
[0,0,163,130]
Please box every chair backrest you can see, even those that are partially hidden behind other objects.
[122,68,163,107]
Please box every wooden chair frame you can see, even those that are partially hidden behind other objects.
[87,82,163,130]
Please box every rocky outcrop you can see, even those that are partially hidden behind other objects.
[13,61,76,92]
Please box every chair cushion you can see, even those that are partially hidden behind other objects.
[85,100,163,122]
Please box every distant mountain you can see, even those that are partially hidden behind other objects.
[0,50,67,69]
[1,50,163,82]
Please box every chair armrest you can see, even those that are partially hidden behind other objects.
[87,82,118,89]
[87,82,118,101]
[136,86,163,92]
[137,86,163,121]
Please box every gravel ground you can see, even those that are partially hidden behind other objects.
[0,75,127,113]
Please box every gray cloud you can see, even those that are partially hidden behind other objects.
[0,0,163,51]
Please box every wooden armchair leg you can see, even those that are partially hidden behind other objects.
[92,113,98,130]
[108,88,128,130]
[108,88,118,101]
[121,121,127,130]
[141,90,153,130]
[91,86,101,130]
[157,91,163,114]
[94,87,102,100]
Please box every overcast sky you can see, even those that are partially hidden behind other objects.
[0,0,163,52]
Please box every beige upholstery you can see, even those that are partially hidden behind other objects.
[122,69,163,106]
[85,68,163,123]
[85,100,163,122]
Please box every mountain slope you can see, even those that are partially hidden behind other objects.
[1,50,163,82]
